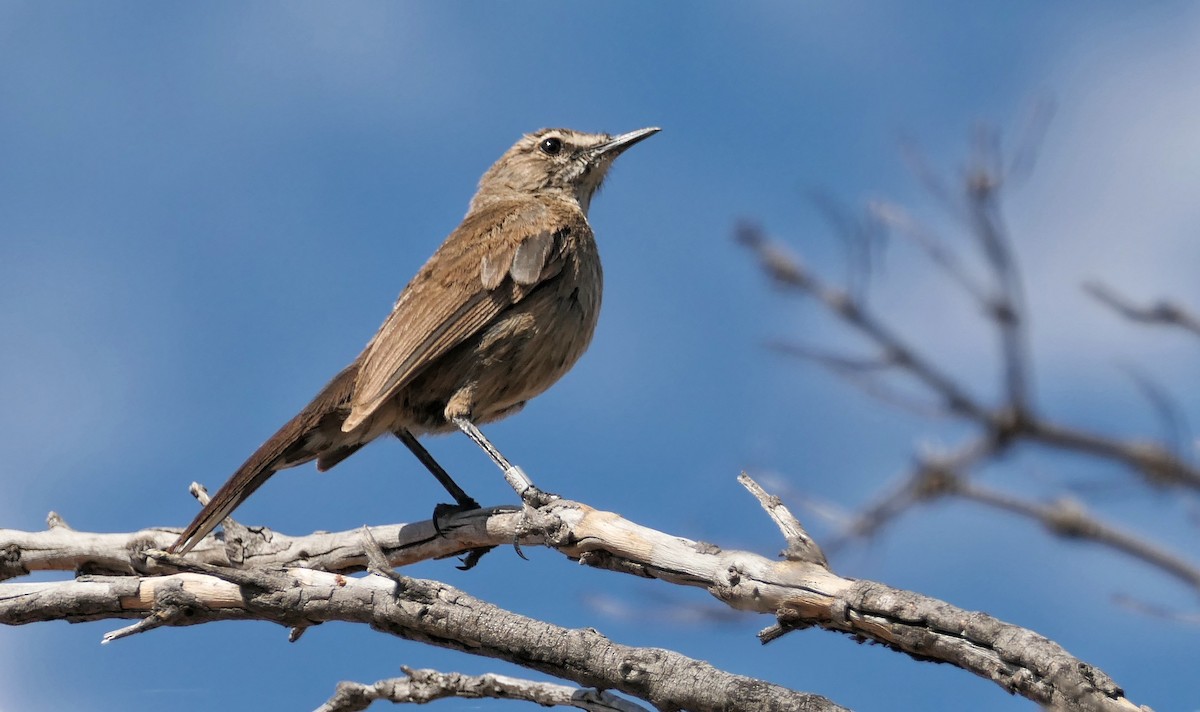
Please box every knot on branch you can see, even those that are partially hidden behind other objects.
[989,406,1031,447]
[913,463,961,500]
[616,649,663,689]
[0,543,27,580]
[1043,499,1091,538]
[1130,441,1188,487]
[735,221,811,289]
[151,577,206,614]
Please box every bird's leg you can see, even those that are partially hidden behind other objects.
[396,428,494,570]
[395,429,479,510]
[452,416,557,506]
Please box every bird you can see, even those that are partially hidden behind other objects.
[168,126,660,555]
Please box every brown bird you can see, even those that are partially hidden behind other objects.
[169,126,660,554]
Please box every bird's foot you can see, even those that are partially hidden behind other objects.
[456,546,495,571]
[430,500,494,571]
[431,498,481,537]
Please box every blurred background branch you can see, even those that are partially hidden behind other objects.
[739,125,1200,605]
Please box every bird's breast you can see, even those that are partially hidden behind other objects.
[492,228,603,392]
[394,224,603,432]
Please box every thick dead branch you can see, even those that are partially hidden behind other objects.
[0,505,523,582]
[4,563,843,712]
[0,483,1146,712]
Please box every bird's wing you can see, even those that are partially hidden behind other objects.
[341,199,573,431]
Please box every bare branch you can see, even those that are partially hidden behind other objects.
[1007,97,1055,184]
[830,436,1000,547]
[1085,281,1200,338]
[898,136,968,223]
[1119,366,1193,467]
[740,223,989,421]
[740,225,1200,492]
[1113,595,1200,626]
[1022,419,1200,489]
[739,472,827,566]
[831,424,1200,594]
[953,483,1200,593]
[6,559,843,712]
[0,504,524,583]
[807,190,885,297]
[768,340,946,418]
[868,200,990,305]
[963,155,1033,414]
[0,489,1146,712]
[316,667,653,712]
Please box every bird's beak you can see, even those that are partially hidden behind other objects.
[591,127,661,159]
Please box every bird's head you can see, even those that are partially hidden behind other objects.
[472,126,660,215]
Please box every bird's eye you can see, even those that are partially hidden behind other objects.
[539,137,563,155]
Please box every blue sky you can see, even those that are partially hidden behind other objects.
[3,3,1199,710]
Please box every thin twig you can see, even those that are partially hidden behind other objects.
[1023,419,1200,489]
[1112,595,1200,625]
[316,667,653,712]
[964,156,1033,415]
[829,436,999,548]
[868,199,990,305]
[954,482,1200,593]
[768,340,947,418]
[740,223,989,421]
[1085,281,1200,338]
[738,472,828,566]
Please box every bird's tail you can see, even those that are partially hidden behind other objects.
[167,364,360,554]
[167,456,279,554]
